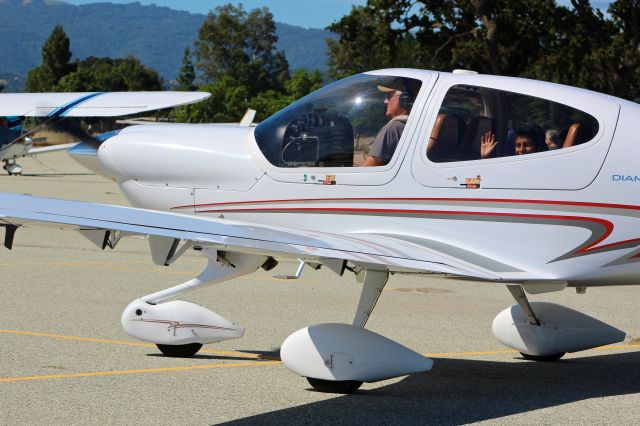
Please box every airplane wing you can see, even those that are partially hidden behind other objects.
[116,108,257,127]
[27,142,78,156]
[0,92,210,117]
[0,192,499,280]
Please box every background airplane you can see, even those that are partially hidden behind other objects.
[0,115,77,175]
[1,69,638,394]
[0,91,211,175]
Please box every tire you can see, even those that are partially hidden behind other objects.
[156,343,203,358]
[520,351,566,362]
[306,377,363,394]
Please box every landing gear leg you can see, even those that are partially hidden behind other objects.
[352,270,389,328]
[506,284,540,326]
[506,284,565,362]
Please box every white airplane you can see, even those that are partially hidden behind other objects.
[0,91,210,175]
[0,68,638,394]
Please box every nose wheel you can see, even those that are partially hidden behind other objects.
[156,343,203,358]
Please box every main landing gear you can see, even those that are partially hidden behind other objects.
[280,269,433,394]
[492,283,625,361]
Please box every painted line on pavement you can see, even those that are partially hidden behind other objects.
[0,329,256,358]
[0,361,280,383]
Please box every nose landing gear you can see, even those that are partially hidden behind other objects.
[3,160,22,175]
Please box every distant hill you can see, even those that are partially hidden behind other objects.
[0,0,334,90]
[0,70,25,92]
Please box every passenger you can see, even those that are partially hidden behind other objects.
[480,126,548,159]
[361,78,417,166]
[545,129,561,150]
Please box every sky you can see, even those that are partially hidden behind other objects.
[64,0,369,29]
[63,1,615,30]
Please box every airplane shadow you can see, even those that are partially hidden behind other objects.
[14,172,94,177]
[218,351,640,425]
[145,353,269,362]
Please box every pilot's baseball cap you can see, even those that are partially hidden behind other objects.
[377,77,420,98]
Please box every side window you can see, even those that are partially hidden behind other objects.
[427,85,599,163]
[254,74,422,168]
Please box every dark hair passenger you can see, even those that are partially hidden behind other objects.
[480,125,548,159]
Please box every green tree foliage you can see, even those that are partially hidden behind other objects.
[172,68,324,123]
[327,0,414,80]
[284,68,324,100]
[176,48,197,91]
[195,3,289,96]
[327,0,640,101]
[57,56,163,92]
[25,25,163,92]
[171,75,249,123]
[249,68,325,121]
[173,4,325,123]
[25,24,76,91]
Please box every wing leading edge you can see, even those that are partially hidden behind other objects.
[0,192,499,280]
[0,92,211,117]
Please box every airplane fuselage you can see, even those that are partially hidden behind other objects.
[84,69,640,287]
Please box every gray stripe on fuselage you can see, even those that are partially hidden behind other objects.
[375,233,522,273]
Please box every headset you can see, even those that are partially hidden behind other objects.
[398,91,414,109]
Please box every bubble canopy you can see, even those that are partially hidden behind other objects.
[254,74,422,168]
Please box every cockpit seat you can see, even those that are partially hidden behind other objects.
[454,116,492,161]
[428,113,466,163]
[562,123,594,148]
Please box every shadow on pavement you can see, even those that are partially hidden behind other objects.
[219,351,640,425]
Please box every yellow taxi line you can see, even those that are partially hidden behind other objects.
[425,343,640,358]
[0,361,280,383]
[3,328,640,383]
[4,328,640,360]
[0,329,256,359]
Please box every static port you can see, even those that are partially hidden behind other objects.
[135,309,143,316]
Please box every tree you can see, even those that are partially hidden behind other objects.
[173,68,324,123]
[57,56,163,92]
[174,4,327,124]
[284,68,324,100]
[176,47,197,91]
[25,24,76,92]
[195,3,289,96]
[26,26,162,93]
[171,75,249,123]
[327,1,411,80]
[326,0,640,101]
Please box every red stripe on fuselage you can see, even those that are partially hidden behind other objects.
[172,197,640,211]
[195,206,617,255]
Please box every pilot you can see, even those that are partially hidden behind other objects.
[480,125,547,159]
[361,78,418,167]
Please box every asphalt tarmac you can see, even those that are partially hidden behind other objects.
[2,152,640,425]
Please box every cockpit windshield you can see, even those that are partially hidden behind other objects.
[254,74,422,168]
